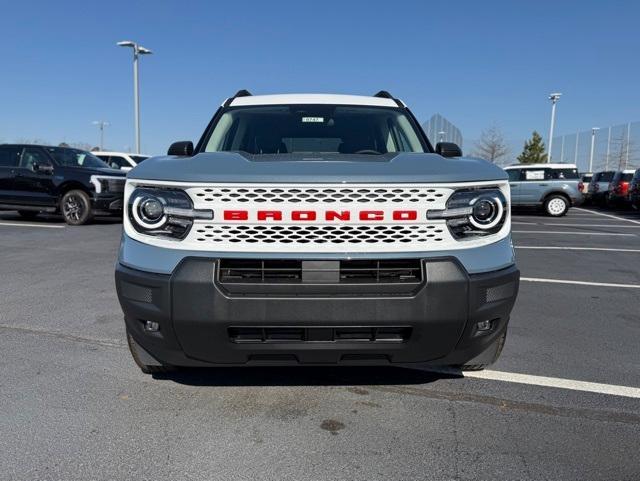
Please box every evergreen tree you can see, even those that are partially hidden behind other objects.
[517,131,547,164]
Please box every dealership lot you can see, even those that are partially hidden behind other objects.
[0,207,639,481]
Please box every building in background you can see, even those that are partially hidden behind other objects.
[422,114,463,147]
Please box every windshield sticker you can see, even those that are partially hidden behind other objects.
[302,117,324,123]
[525,170,545,180]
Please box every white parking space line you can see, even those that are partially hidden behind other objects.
[541,223,640,228]
[0,222,64,229]
[513,222,640,228]
[574,207,640,225]
[464,370,640,399]
[512,230,635,236]
[515,246,640,253]
[521,277,640,289]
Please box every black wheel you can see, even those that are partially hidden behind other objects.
[17,210,39,220]
[544,195,569,217]
[60,190,93,225]
[459,331,507,372]
[126,330,174,374]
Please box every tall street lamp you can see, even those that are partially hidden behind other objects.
[92,120,110,150]
[117,41,153,154]
[589,127,600,172]
[547,93,562,162]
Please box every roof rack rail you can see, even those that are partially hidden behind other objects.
[373,90,404,107]
[373,90,393,99]
[224,89,252,107]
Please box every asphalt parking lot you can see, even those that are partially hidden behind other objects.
[1,206,639,481]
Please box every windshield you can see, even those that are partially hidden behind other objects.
[204,105,426,155]
[597,171,615,182]
[46,147,110,168]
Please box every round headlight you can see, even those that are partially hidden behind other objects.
[473,199,495,221]
[141,198,164,222]
[132,195,166,229]
[468,195,504,229]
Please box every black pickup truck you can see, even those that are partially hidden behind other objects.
[0,144,126,225]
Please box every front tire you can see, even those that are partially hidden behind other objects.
[18,210,39,220]
[544,195,569,217]
[60,190,93,225]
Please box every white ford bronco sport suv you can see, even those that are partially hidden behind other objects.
[115,91,519,374]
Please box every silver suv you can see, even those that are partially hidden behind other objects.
[115,90,519,374]
[504,163,584,216]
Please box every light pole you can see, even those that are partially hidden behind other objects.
[625,122,631,169]
[605,126,611,170]
[92,120,110,150]
[117,41,152,154]
[589,127,599,172]
[547,93,562,162]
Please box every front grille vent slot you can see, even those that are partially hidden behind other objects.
[219,259,302,283]
[228,326,412,343]
[219,259,422,284]
[339,260,421,283]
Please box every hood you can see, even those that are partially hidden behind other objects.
[128,152,507,184]
[79,166,127,177]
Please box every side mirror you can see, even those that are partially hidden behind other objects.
[33,162,54,174]
[435,142,463,158]
[168,141,194,156]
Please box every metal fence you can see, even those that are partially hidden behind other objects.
[422,113,463,147]
[550,121,639,173]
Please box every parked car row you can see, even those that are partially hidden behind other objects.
[503,163,640,215]
[2,143,637,226]
[583,168,640,209]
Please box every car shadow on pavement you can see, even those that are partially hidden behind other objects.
[154,365,462,387]
[0,211,121,225]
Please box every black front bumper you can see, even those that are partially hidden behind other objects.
[92,193,123,215]
[115,258,519,367]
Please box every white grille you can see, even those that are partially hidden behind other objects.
[190,186,449,204]
[124,181,511,253]
[192,224,447,245]
[179,183,456,253]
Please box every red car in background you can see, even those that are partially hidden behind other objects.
[607,170,636,207]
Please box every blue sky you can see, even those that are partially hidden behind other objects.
[0,0,639,156]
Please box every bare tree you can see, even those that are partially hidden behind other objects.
[472,126,510,164]
[15,137,50,145]
[67,141,94,151]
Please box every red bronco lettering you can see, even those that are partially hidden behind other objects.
[222,210,418,221]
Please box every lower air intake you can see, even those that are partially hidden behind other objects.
[228,326,412,343]
[218,259,422,284]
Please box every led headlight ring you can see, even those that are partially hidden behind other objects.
[131,194,167,229]
[468,195,504,230]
